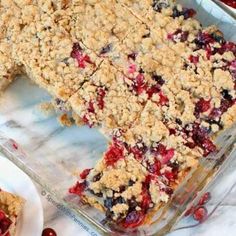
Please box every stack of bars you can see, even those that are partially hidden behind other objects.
[0,0,236,228]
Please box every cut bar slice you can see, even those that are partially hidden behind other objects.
[13,8,102,101]
[0,2,22,91]
[69,141,172,227]
[0,189,24,236]
[69,61,145,129]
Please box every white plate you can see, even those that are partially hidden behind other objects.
[0,156,43,236]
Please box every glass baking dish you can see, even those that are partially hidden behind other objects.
[0,0,236,235]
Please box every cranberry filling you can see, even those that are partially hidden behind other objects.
[87,101,95,113]
[97,88,106,110]
[159,92,169,106]
[131,73,147,95]
[71,43,93,68]
[153,144,175,164]
[191,124,216,156]
[147,84,161,99]
[122,210,145,228]
[69,181,87,196]
[147,160,161,175]
[104,142,124,166]
[141,187,152,212]
[167,29,189,42]
[189,55,199,65]
[130,144,147,161]
[0,210,12,235]
[79,169,91,179]
[209,98,235,119]
[194,98,211,117]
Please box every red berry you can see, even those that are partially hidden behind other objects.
[198,192,211,205]
[147,84,160,99]
[132,73,147,95]
[141,188,152,210]
[42,228,57,236]
[147,160,161,175]
[220,0,236,9]
[97,88,106,110]
[161,148,175,164]
[71,43,93,68]
[87,100,95,113]
[130,145,146,160]
[0,210,6,221]
[122,211,145,228]
[194,98,211,117]
[79,169,91,179]
[193,206,208,222]
[104,142,124,166]
[159,92,169,106]
[69,181,87,196]
[189,55,199,64]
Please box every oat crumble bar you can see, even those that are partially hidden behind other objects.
[0,189,24,236]
[0,0,235,229]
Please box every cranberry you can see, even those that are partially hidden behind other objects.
[141,188,152,211]
[193,206,208,222]
[132,73,147,95]
[192,124,216,156]
[161,148,175,164]
[69,181,87,196]
[164,170,177,182]
[128,64,137,74]
[198,192,211,205]
[147,160,161,175]
[87,100,95,113]
[97,88,106,110]
[122,211,145,228]
[147,84,161,98]
[194,98,211,117]
[71,43,93,68]
[104,142,124,166]
[42,228,57,236]
[168,29,189,42]
[220,0,236,8]
[0,218,12,234]
[159,92,169,106]
[209,98,235,119]
[169,128,176,135]
[79,169,91,179]
[218,42,236,55]
[0,211,5,221]
[196,32,215,47]
[130,145,146,160]
[189,55,199,65]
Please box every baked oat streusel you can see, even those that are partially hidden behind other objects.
[0,189,24,236]
[0,0,235,229]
